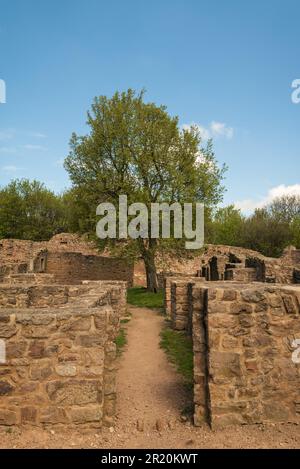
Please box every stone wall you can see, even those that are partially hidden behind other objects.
[203,284,300,428]
[0,234,134,286]
[160,244,300,290]
[164,274,198,319]
[169,279,300,428]
[0,281,126,429]
[168,277,206,331]
[42,252,133,286]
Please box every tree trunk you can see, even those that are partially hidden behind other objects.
[143,250,159,293]
[139,238,158,292]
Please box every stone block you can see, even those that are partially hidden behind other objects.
[46,379,102,405]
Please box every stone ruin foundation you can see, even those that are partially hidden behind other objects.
[1,235,300,432]
[165,277,300,429]
[0,279,126,429]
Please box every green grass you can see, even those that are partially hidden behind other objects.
[127,286,164,309]
[160,322,194,388]
[115,327,127,355]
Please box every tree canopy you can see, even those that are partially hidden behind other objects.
[64,89,227,291]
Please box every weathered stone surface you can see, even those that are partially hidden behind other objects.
[241,289,266,303]
[6,341,27,359]
[0,380,14,395]
[61,317,91,332]
[210,352,242,379]
[263,402,290,421]
[0,409,18,425]
[282,294,298,315]
[76,334,106,347]
[46,380,102,405]
[21,406,37,424]
[40,407,68,424]
[55,363,77,377]
[230,303,253,315]
[222,289,237,301]
[70,406,102,424]
[0,324,17,338]
[28,341,45,358]
[30,361,53,380]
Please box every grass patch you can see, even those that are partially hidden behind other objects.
[127,286,164,309]
[160,322,193,388]
[115,328,127,355]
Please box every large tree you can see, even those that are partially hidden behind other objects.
[65,89,226,291]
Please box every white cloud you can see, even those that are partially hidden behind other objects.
[0,129,46,142]
[210,121,234,139]
[235,184,300,213]
[182,121,234,141]
[22,144,47,151]
[24,131,47,139]
[1,165,22,173]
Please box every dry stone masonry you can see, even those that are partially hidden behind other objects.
[1,234,300,431]
[0,280,126,429]
[0,234,134,286]
[166,277,300,429]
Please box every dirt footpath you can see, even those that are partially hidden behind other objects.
[115,306,190,432]
[0,306,299,449]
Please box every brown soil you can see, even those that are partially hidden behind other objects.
[0,306,299,449]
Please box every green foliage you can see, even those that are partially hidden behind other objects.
[0,179,67,240]
[206,196,300,257]
[268,195,300,223]
[290,216,300,248]
[64,89,226,290]
[207,205,245,246]
[127,286,164,309]
[240,208,291,257]
[160,323,193,387]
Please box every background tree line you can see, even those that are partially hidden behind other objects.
[0,178,299,259]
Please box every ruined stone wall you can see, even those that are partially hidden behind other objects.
[2,273,56,286]
[168,277,206,331]
[189,284,209,425]
[0,234,134,286]
[190,283,300,428]
[43,252,133,286]
[164,274,198,319]
[0,282,125,428]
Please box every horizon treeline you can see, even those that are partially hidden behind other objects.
[0,178,299,258]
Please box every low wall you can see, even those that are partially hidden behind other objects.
[169,277,206,331]
[41,252,134,286]
[164,274,199,319]
[170,280,300,428]
[164,275,206,330]
[0,281,126,429]
[203,284,300,428]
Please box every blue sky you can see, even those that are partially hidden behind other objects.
[0,0,300,211]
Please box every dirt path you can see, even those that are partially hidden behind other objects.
[0,305,299,449]
[115,306,189,433]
